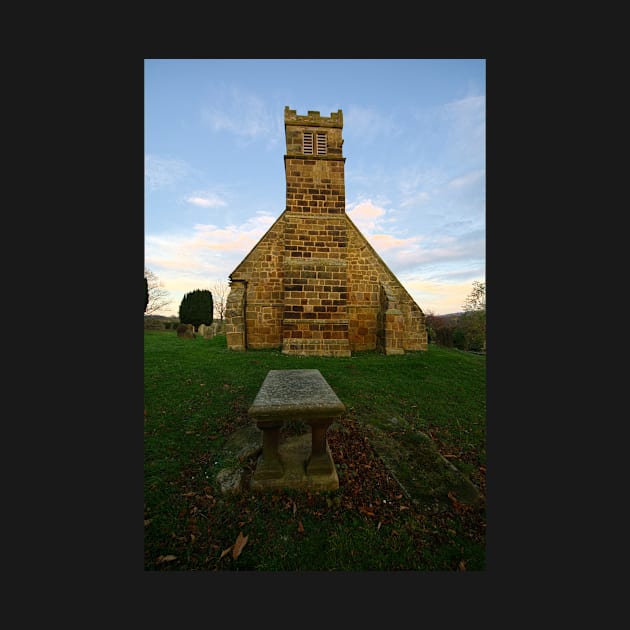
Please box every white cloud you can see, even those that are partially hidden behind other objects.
[145,212,277,316]
[448,169,484,190]
[441,95,485,165]
[185,194,228,208]
[345,105,399,144]
[200,86,282,146]
[401,276,484,316]
[347,198,483,280]
[369,233,419,252]
[399,190,431,208]
[347,200,387,233]
[145,155,190,191]
[443,94,485,123]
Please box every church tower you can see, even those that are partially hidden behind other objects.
[281,107,351,356]
[224,106,427,356]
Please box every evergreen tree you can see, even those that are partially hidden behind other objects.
[178,289,213,330]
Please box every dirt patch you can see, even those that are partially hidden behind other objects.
[217,415,484,516]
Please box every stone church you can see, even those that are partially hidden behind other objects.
[225,106,428,357]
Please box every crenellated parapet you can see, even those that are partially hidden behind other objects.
[284,106,343,128]
[284,106,344,159]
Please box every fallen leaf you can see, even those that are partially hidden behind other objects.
[292,501,297,516]
[377,521,382,531]
[459,560,467,571]
[157,554,177,563]
[297,521,305,533]
[232,531,249,559]
[144,519,152,527]
[448,491,463,508]
[220,546,233,559]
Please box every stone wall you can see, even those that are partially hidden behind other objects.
[280,107,350,357]
[346,217,427,353]
[226,210,427,355]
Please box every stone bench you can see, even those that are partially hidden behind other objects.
[248,369,346,491]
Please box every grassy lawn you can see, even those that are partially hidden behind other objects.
[144,330,486,571]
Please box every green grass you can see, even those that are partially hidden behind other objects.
[144,330,486,571]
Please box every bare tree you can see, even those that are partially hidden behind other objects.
[460,281,486,353]
[145,267,172,315]
[462,280,486,312]
[212,279,230,322]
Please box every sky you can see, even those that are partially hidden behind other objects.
[144,59,485,317]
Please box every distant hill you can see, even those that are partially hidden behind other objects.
[144,314,178,320]
[433,312,463,323]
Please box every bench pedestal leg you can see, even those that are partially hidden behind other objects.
[306,418,335,476]
[253,421,284,480]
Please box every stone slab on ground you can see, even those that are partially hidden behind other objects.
[221,423,262,462]
[215,424,262,494]
[364,418,484,514]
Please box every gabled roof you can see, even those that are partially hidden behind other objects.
[229,208,421,311]
[229,209,287,279]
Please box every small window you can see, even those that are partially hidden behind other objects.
[303,132,313,154]
[316,133,327,155]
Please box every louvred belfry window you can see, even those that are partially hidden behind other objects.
[316,133,327,155]
[303,132,313,154]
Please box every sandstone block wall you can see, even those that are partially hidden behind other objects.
[347,217,427,353]
[226,210,427,355]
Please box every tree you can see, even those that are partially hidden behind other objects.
[212,279,230,322]
[179,289,213,330]
[144,276,149,313]
[424,309,439,344]
[462,280,485,313]
[145,267,172,316]
[460,281,486,352]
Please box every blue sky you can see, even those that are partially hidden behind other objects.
[145,58,485,316]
